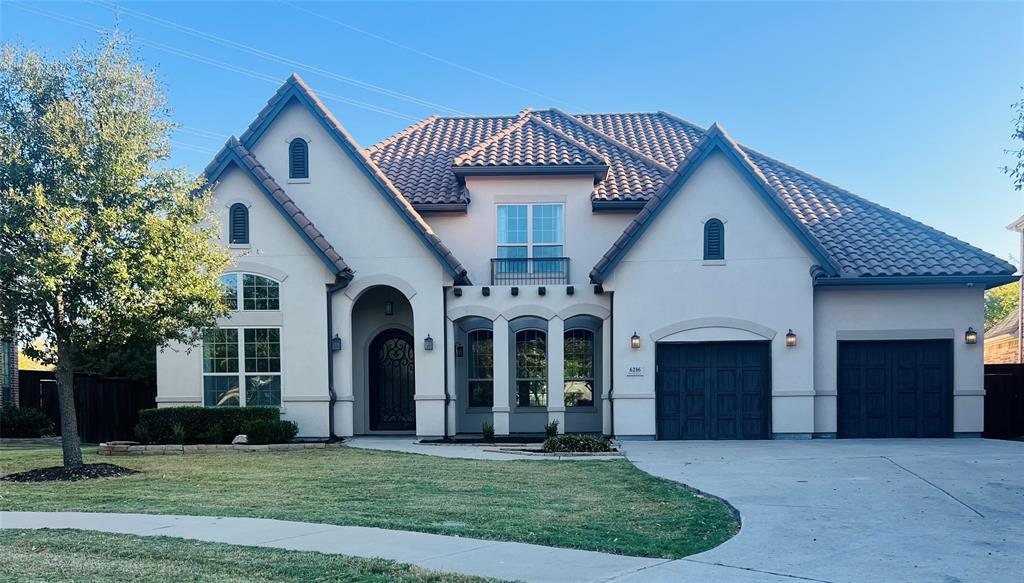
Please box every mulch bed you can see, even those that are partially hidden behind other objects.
[419,436,548,445]
[1,463,139,483]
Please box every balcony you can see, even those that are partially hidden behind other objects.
[490,257,570,285]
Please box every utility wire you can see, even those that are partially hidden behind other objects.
[89,0,471,116]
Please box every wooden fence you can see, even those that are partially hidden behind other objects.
[983,364,1024,440]
[18,370,156,443]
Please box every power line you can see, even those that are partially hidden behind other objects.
[177,126,231,141]
[279,0,578,109]
[170,140,219,155]
[89,0,471,116]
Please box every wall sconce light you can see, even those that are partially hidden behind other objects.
[630,332,641,349]
[383,301,394,316]
[455,343,464,358]
[424,334,434,351]
[965,327,977,345]
[330,334,343,352]
[785,329,797,347]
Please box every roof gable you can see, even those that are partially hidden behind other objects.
[205,138,352,278]
[239,74,470,284]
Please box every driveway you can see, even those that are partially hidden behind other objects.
[620,439,1024,583]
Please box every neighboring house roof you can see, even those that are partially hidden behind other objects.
[369,109,1016,286]
[986,306,1020,340]
[1009,214,1024,232]
[205,138,353,279]
[238,74,470,284]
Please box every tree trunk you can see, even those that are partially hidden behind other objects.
[55,343,83,468]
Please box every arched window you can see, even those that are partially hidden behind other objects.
[563,328,595,407]
[704,218,725,260]
[466,329,494,408]
[514,328,547,407]
[218,273,280,311]
[229,203,249,244]
[289,138,308,179]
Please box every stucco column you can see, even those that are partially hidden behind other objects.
[601,317,612,436]
[492,316,510,435]
[547,316,565,433]
[334,294,354,437]
[445,316,457,436]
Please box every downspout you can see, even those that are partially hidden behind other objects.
[442,286,451,440]
[608,290,615,438]
[326,276,351,441]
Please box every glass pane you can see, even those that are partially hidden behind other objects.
[564,380,593,407]
[244,328,281,373]
[242,274,280,310]
[204,376,240,407]
[515,329,547,406]
[497,205,528,244]
[517,380,548,407]
[469,381,493,408]
[202,329,239,373]
[246,375,281,406]
[467,331,493,380]
[532,204,563,244]
[496,246,528,273]
[532,245,563,272]
[564,329,595,407]
[219,274,238,310]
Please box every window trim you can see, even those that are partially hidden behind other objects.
[496,203,565,270]
[509,316,549,410]
[202,326,283,408]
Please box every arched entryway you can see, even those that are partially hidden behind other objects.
[368,329,416,431]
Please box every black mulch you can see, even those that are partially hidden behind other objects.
[1,463,139,483]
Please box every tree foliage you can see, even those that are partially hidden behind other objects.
[985,281,1020,330]
[1006,88,1024,191]
[0,35,230,466]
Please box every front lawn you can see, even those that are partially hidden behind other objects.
[0,443,738,558]
[0,529,502,583]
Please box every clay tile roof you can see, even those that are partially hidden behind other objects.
[205,137,353,278]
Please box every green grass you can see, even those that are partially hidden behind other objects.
[0,529,503,582]
[0,443,738,559]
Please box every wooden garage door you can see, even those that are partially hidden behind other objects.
[837,340,953,438]
[656,342,771,440]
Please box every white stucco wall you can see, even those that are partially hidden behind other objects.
[604,150,817,437]
[813,286,985,434]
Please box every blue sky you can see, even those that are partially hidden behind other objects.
[3,1,1022,263]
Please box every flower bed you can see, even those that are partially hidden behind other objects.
[98,441,343,456]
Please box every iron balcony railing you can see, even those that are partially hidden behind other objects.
[490,257,570,285]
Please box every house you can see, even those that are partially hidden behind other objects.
[156,74,1019,440]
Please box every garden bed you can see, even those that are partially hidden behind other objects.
[98,441,344,456]
[1,463,138,482]
[418,436,547,445]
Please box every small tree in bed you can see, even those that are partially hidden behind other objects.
[0,35,229,468]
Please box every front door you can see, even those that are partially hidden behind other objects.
[369,329,416,431]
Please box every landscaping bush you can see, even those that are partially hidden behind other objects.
[0,406,55,438]
[544,419,559,437]
[242,419,298,445]
[134,407,279,444]
[542,434,613,453]
[481,421,495,441]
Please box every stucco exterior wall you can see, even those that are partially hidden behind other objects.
[812,286,986,434]
[604,150,817,438]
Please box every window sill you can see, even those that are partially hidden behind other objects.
[287,178,310,184]
[702,259,726,266]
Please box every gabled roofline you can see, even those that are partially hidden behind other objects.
[1008,214,1024,232]
[204,138,353,280]
[239,73,471,285]
[589,123,842,283]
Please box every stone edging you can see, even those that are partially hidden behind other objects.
[98,442,343,456]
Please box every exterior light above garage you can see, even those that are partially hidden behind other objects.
[630,332,641,349]
[330,334,343,352]
[424,334,434,351]
[965,327,977,345]
[785,330,797,347]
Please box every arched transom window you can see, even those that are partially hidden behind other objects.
[219,273,280,311]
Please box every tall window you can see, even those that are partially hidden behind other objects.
[229,203,249,244]
[497,204,564,272]
[219,273,280,311]
[564,329,595,407]
[515,329,547,407]
[466,330,494,408]
[202,327,281,407]
[289,138,309,179]
[704,218,725,260]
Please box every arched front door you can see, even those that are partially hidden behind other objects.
[369,329,416,431]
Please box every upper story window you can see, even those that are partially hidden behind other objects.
[495,204,565,282]
[219,273,280,311]
[229,203,249,245]
[704,218,725,260]
[289,138,309,179]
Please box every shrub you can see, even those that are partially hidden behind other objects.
[544,419,559,437]
[481,421,495,441]
[0,406,55,438]
[242,419,298,445]
[542,434,613,453]
[134,407,280,444]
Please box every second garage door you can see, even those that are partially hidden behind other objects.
[837,340,953,438]
[656,342,771,440]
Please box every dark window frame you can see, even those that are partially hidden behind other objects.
[229,203,249,245]
[509,316,548,409]
[289,138,309,179]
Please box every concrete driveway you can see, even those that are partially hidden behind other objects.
[621,439,1024,583]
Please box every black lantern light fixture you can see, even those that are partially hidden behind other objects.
[424,334,434,351]
[965,327,977,345]
[630,332,641,349]
[384,300,394,316]
[785,329,797,347]
[455,343,464,358]
[330,334,343,352]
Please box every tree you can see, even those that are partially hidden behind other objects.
[985,281,1020,330]
[0,35,230,468]
[1006,88,1024,191]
